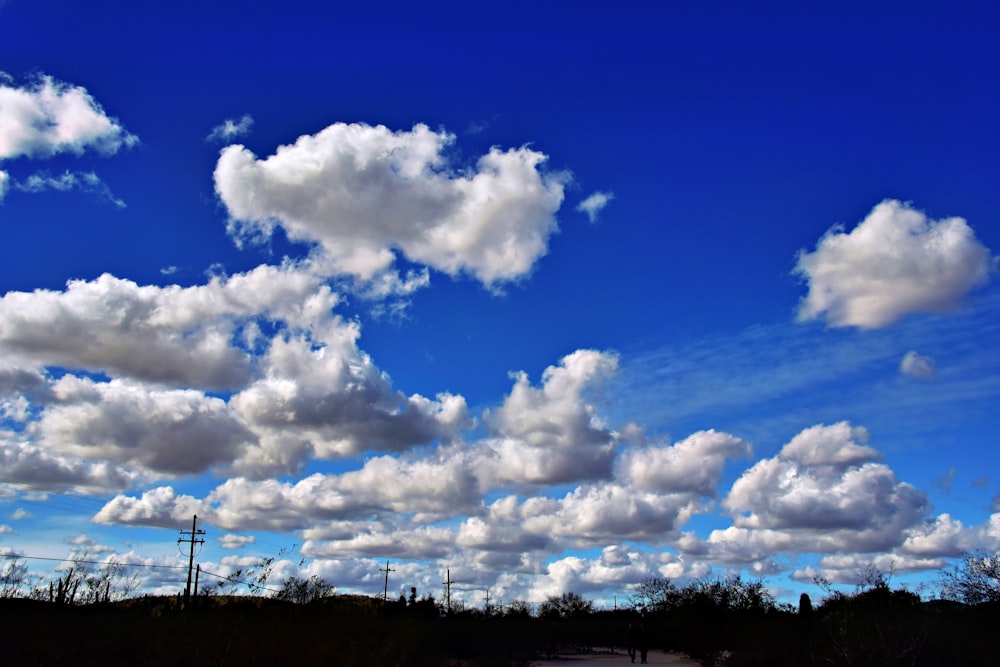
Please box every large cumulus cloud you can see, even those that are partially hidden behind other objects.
[481,349,620,485]
[214,122,568,291]
[694,423,930,565]
[795,200,993,328]
[0,264,330,389]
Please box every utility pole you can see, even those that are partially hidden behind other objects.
[178,514,205,603]
[484,588,491,614]
[380,560,395,603]
[442,568,453,614]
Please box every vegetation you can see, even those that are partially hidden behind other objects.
[939,549,1000,605]
[1,552,999,665]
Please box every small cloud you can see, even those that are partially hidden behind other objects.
[1,396,29,421]
[900,351,935,379]
[14,170,126,208]
[207,114,254,143]
[971,476,989,488]
[992,491,1000,513]
[11,508,31,520]
[0,170,8,200]
[160,266,179,276]
[218,534,256,550]
[934,467,956,495]
[576,191,614,223]
[0,524,13,534]
[465,114,499,136]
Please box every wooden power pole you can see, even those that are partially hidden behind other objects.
[380,560,395,603]
[178,514,205,603]
[442,568,453,614]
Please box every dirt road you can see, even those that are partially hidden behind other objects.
[532,649,701,666]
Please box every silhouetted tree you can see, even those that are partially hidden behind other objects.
[798,592,812,616]
[1,557,31,598]
[538,591,593,618]
[274,575,335,603]
[940,550,1000,605]
[630,576,678,612]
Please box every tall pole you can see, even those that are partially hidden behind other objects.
[178,514,205,603]
[442,568,452,614]
[380,560,395,603]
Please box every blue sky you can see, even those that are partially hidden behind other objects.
[1,0,998,605]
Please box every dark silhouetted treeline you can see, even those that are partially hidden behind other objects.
[3,573,1000,665]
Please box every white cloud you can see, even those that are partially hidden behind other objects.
[0,395,29,422]
[899,513,969,557]
[207,114,254,142]
[218,534,255,550]
[0,362,49,399]
[791,552,946,585]
[11,508,30,520]
[705,423,930,561]
[1,260,475,481]
[34,376,255,474]
[482,350,619,485]
[777,422,880,469]
[622,430,751,495]
[230,329,470,475]
[0,263,330,389]
[0,524,12,534]
[453,429,749,554]
[214,122,568,292]
[576,190,614,223]
[795,200,993,328]
[14,170,126,207]
[0,434,142,493]
[900,350,935,379]
[302,525,455,560]
[0,73,137,161]
[522,483,702,545]
[207,452,482,532]
[93,486,205,528]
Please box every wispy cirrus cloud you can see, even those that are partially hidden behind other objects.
[207,114,253,142]
[610,285,1000,452]
[14,170,126,207]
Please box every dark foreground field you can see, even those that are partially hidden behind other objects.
[3,594,999,666]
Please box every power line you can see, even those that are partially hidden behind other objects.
[196,567,283,594]
[2,552,284,594]
[0,553,187,570]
